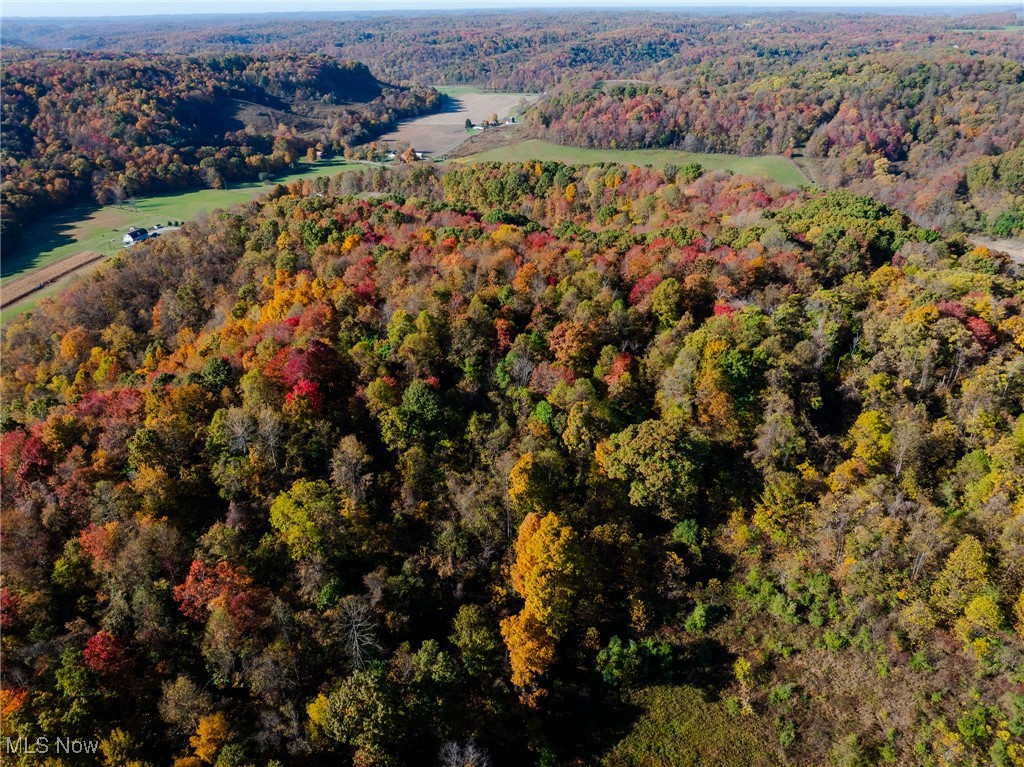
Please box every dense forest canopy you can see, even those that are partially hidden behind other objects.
[4,10,1021,91]
[523,35,1024,236]
[0,51,441,247]
[1,159,1023,766]
[2,6,1024,767]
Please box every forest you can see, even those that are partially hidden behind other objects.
[2,5,1024,767]
[1,158,1023,766]
[524,39,1024,237]
[4,10,1023,237]
[0,51,441,248]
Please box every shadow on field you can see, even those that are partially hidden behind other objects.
[438,95,466,114]
[2,205,100,279]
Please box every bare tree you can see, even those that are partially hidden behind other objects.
[256,405,283,469]
[338,596,381,670]
[438,740,493,767]
[891,405,926,481]
[331,435,373,502]
[159,676,212,739]
[224,407,257,454]
[109,180,126,207]
[509,354,534,386]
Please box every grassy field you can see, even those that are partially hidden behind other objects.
[452,139,810,186]
[436,85,507,96]
[1,158,354,284]
[598,686,786,767]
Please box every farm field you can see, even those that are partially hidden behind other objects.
[453,139,811,186]
[2,250,107,308]
[376,89,539,158]
[0,258,109,325]
[0,158,356,317]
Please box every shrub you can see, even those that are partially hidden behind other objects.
[768,683,796,705]
[823,630,848,651]
[596,636,673,686]
[684,602,709,634]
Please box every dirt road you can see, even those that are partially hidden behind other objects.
[971,236,1024,265]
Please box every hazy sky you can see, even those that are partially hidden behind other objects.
[2,0,1015,19]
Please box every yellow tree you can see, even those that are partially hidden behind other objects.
[1013,588,1024,638]
[954,594,1003,659]
[508,451,565,515]
[190,712,231,764]
[501,512,583,690]
[930,536,990,617]
[499,610,555,688]
[510,512,582,638]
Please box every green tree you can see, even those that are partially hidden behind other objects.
[650,277,683,329]
[54,649,103,727]
[450,605,501,678]
[269,479,349,561]
[600,417,707,519]
[322,664,403,767]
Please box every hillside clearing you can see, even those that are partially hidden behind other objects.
[452,139,810,186]
[971,236,1024,264]
[597,686,787,767]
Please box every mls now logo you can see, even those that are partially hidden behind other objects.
[3,736,100,755]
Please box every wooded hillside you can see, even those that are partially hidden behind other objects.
[0,52,441,248]
[2,160,1022,766]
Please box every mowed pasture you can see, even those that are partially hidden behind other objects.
[453,139,810,187]
[376,90,539,158]
[1,158,356,319]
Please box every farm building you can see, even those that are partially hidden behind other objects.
[123,227,149,246]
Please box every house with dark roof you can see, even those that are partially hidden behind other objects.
[123,227,149,246]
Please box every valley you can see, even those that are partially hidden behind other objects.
[0,158,356,316]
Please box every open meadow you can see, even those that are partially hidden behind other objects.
[1,158,356,318]
[452,139,810,186]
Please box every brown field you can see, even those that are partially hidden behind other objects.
[1,250,107,310]
[447,123,526,159]
[225,98,325,135]
[376,92,539,158]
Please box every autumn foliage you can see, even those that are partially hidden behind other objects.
[1,156,1022,766]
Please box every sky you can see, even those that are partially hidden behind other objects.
[2,0,1017,19]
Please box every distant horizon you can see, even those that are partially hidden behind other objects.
[2,0,1020,20]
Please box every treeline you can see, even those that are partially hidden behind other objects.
[527,49,1024,235]
[0,51,441,247]
[1,161,1022,766]
[6,10,1021,91]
